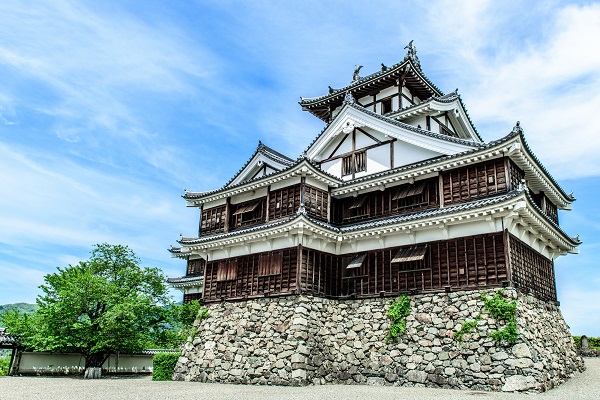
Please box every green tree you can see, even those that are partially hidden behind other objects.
[1,244,178,373]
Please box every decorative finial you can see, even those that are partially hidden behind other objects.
[574,234,580,242]
[403,40,421,71]
[511,121,523,135]
[328,85,334,94]
[517,178,528,192]
[381,63,387,71]
[343,91,355,104]
[352,65,363,82]
[568,191,574,198]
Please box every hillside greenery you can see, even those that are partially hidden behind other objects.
[0,303,38,316]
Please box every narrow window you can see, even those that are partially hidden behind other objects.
[381,97,392,114]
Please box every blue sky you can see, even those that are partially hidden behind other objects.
[0,1,599,335]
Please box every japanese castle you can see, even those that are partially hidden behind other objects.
[168,42,579,306]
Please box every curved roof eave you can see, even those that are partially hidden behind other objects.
[299,59,443,108]
[182,159,342,205]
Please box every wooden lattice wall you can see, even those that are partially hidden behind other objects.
[442,158,508,205]
[203,248,298,301]
[508,234,557,301]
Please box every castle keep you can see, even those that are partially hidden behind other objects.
[169,43,583,391]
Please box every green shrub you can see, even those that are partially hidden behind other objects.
[481,289,518,345]
[152,352,181,381]
[454,314,481,342]
[386,295,411,343]
[0,355,10,376]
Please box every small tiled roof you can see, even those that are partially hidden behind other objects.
[183,158,342,201]
[0,327,17,347]
[167,275,204,283]
[349,102,483,147]
[222,141,295,189]
[385,90,484,143]
[302,102,482,161]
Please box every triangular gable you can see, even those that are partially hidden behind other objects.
[306,104,480,179]
[390,91,483,143]
[226,142,294,188]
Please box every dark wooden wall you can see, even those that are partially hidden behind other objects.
[199,231,561,303]
[442,159,508,205]
[200,205,226,235]
[203,248,298,302]
[508,234,557,301]
[183,293,202,303]
[186,259,204,276]
[331,178,438,224]
[335,232,506,297]
[269,184,301,221]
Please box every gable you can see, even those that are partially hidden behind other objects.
[226,143,294,188]
[307,105,478,180]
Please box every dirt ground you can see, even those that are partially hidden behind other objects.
[1,358,598,400]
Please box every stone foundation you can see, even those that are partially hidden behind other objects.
[174,289,584,392]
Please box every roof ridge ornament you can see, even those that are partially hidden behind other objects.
[403,40,421,71]
[517,178,528,192]
[343,91,356,105]
[352,65,363,82]
[511,121,523,135]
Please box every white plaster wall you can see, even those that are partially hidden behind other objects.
[230,187,268,204]
[320,134,352,160]
[203,198,227,209]
[271,177,302,191]
[323,159,342,178]
[305,177,329,191]
[378,86,397,99]
[366,145,391,175]
[17,352,153,375]
[358,94,372,105]
[393,140,442,167]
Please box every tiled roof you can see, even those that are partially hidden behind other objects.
[302,102,482,160]
[222,141,295,188]
[179,187,578,250]
[0,327,17,346]
[300,58,443,106]
[334,130,518,189]
[181,191,518,244]
[183,158,342,201]
[167,275,204,284]
[385,91,484,143]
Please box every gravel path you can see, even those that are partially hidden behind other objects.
[1,358,598,400]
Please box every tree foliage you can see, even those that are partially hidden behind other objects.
[1,244,187,369]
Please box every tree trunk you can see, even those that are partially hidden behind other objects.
[84,353,107,379]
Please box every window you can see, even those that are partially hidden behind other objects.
[380,97,393,114]
[342,151,367,176]
[231,199,265,228]
[391,245,429,273]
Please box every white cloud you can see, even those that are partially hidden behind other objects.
[422,1,600,179]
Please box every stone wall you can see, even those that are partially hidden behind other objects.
[174,289,584,392]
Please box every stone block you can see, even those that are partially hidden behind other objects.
[502,375,538,392]
[407,370,428,383]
